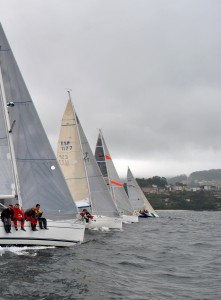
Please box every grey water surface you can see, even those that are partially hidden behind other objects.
[0,211,220,300]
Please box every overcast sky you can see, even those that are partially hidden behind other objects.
[1,0,221,179]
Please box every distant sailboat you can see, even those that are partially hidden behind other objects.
[0,23,85,246]
[127,167,159,217]
[57,93,122,229]
[95,130,138,223]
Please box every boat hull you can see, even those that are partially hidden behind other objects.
[0,220,85,247]
[138,213,150,218]
[84,215,122,229]
[122,214,139,223]
[137,212,159,218]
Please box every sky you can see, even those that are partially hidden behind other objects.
[0,0,221,179]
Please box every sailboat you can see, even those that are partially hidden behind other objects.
[95,130,138,223]
[0,23,85,246]
[127,167,159,217]
[57,93,122,229]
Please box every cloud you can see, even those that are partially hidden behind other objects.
[1,0,221,178]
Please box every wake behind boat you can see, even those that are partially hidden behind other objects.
[57,93,122,230]
[0,24,85,246]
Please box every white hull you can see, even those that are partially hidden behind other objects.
[0,220,85,247]
[84,215,122,229]
[122,214,139,223]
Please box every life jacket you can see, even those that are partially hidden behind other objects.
[35,209,43,218]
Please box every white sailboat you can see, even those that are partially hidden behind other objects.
[95,130,138,223]
[0,23,85,246]
[127,167,159,217]
[57,94,122,229]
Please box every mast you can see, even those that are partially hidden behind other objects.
[0,65,22,206]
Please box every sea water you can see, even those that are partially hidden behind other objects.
[0,211,220,300]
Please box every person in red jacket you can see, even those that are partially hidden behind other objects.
[80,209,94,223]
[12,203,26,231]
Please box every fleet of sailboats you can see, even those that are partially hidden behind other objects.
[57,93,122,229]
[0,23,158,247]
[95,130,138,223]
[127,167,159,218]
[0,23,85,246]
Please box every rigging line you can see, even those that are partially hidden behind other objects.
[9,120,16,133]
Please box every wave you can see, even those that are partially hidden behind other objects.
[0,245,55,256]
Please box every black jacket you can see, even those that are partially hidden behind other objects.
[1,208,14,220]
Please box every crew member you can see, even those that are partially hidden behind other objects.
[24,207,38,231]
[1,205,14,233]
[35,204,48,229]
[80,209,94,223]
[12,203,26,231]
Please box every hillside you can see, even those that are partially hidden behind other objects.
[167,169,221,186]
[189,169,221,181]
[135,170,221,211]
[146,190,221,211]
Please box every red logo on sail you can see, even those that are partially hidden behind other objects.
[105,155,112,160]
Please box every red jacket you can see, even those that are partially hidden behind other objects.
[80,211,93,219]
[13,206,24,219]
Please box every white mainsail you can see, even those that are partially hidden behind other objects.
[57,97,89,204]
[0,23,85,246]
[95,130,138,222]
[127,167,159,217]
[57,95,122,229]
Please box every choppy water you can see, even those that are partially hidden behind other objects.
[0,211,221,300]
